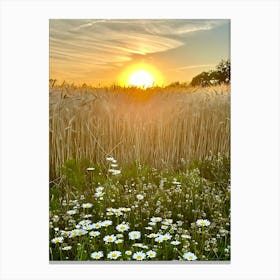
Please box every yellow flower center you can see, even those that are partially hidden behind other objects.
[112,253,117,258]
[137,256,142,260]
[189,256,193,260]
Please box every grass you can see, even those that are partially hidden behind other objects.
[49,154,230,261]
[49,84,230,261]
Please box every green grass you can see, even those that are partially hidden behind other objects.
[49,154,230,261]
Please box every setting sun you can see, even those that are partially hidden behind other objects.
[128,70,154,88]
[118,63,164,88]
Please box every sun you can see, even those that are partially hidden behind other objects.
[128,70,154,88]
[118,63,164,88]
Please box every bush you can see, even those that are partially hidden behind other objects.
[191,60,230,87]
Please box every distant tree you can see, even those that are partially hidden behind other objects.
[190,59,230,87]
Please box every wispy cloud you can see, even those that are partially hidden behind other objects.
[175,64,215,71]
[49,19,229,82]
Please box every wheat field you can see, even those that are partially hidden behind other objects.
[49,85,230,179]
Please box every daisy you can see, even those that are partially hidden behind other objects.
[162,219,173,225]
[136,194,144,200]
[82,203,93,209]
[116,222,130,232]
[103,235,116,243]
[150,217,162,223]
[66,210,77,215]
[102,220,113,227]
[106,156,115,161]
[86,167,95,171]
[155,235,164,243]
[125,251,132,256]
[96,186,104,192]
[91,251,103,260]
[128,231,141,240]
[163,233,172,240]
[183,252,197,261]
[196,219,211,227]
[82,224,95,231]
[107,251,121,260]
[133,243,148,249]
[132,251,146,261]
[171,240,181,245]
[89,231,100,237]
[92,222,102,229]
[146,250,157,258]
[109,169,121,175]
[78,220,92,227]
[51,237,64,244]
[61,245,72,251]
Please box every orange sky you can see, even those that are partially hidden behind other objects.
[49,19,230,86]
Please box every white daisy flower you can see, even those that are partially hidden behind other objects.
[82,224,95,231]
[146,250,157,258]
[196,219,211,227]
[115,239,123,244]
[132,251,146,261]
[183,252,197,261]
[111,164,118,167]
[102,220,113,227]
[78,220,92,226]
[106,156,115,161]
[133,243,148,249]
[162,233,172,241]
[91,251,103,260]
[103,234,116,243]
[89,231,100,237]
[109,169,121,175]
[128,231,141,240]
[136,194,144,200]
[86,167,95,171]
[162,219,173,225]
[66,210,77,215]
[125,250,132,256]
[150,217,162,223]
[92,222,102,229]
[82,203,93,209]
[94,192,104,198]
[96,186,104,192]
[61,245,72,251]
[116,222,130,232]
[171,240,181,245]
[51,237,64,244]
[107,251,121,260]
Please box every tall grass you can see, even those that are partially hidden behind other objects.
[49,85,230,179]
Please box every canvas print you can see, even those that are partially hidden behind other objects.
[49,19,230,262]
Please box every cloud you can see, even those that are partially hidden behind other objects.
[175,64,215,70]
[49,19,228,79]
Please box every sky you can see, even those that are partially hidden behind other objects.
[49,19,230,86]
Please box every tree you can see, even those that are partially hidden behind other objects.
[190,59,230,87]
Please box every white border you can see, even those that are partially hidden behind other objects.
[0,0,279,280]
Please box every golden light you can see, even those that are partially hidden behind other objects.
[128,70,154,88]
[119,63,164,88]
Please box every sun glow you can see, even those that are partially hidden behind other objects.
[119,63,164,88]
[128,70,154,88]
